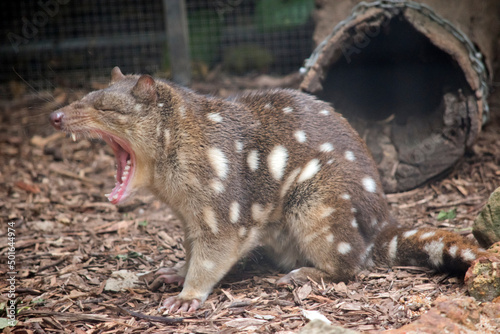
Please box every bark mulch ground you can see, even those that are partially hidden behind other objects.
[1,76,499,333]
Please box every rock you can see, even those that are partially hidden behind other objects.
[383,295,500,333]
[299,320,359,334]
[465,256,500,302]
[473,187,500,247]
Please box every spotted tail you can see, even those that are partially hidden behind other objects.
[373,226,488,274]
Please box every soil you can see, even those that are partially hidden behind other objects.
[0,73,499,333]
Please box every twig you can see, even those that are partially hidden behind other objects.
[117,305,184,324]
[50,165,103,186]
[428,197,484,209]
[37,256,68,273]
[19,310,110,322]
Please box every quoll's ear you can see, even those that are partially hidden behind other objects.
[132,75,157,103]
[110,66,125,84]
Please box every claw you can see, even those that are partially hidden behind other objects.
[162,296,201,314]
[156,267,185,286]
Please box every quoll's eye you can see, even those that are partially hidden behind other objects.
[95,104,124,114]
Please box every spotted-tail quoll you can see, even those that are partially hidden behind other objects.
[50,67,489,313]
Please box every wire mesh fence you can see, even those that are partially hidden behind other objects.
[1,0,314,97]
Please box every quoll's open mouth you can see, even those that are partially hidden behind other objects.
[102,134,136,204]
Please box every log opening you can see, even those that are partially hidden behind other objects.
[317,15,472,124]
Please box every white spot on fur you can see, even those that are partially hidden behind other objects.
[157,103,164,107]
[268,145,288,180]
[179,105,186,118]
[229,201,240,224]
[203,260,215,270]
[239,226,247,237]
[351,218,358,228]
[420,231,436,240]
[203,207,218,234]
[341,193,351,200]
[362,177,377,193]
[403,229,418,238]
[207,147,229,180]
[320,109,330,115]
[164,129,171,146]
[338,242,352,254]
[264,103,272,109]
[294,130,307,143]
[235,141,243,153]
[371,218,377,226]
[156,123,162,138]
[327,159,334,165]
[345,151,355,161]
[448,245,458,257]
[319,142,334,153]
[388,236,398,262]
[304,226,330,244]
[326,233,334,243]
[210,179,225,193]
[461,249,476,262]
[251,203,273,224]
[424,240,445,267]
[351,207,357,213]
[280,167,301,198]
[297,158,321,183]
[283,106,293,113]
[320,207,336,218]
[134,104,143,112]
[247,150,259,171]
[207,112,223,123]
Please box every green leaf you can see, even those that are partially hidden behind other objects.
[127,251,142,259]
[31,299,46,304]
[437,208,457,221]
[138,220,148,227]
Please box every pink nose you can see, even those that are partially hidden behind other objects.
[50,111,64,130]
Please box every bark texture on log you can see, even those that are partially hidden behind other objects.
[301,0,500,192]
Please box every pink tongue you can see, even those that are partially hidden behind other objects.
[115,148,129,183]
[108,147,130,202]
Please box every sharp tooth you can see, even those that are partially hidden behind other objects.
[104,193,110,197]
[123,171,129,176]
[126,160,131,166]
[124,165,131,171]
[71,133,76,141]
[112,194,118,200]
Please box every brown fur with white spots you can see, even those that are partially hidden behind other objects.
[50,67,489,313]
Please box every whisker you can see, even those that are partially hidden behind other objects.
[12,67,55,103]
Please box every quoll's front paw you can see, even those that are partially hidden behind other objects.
[160,295,201,314]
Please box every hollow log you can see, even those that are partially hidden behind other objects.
[301,0,500,192]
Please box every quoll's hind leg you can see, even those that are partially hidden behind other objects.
[275,201,367,286]
[277,267,334,286]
